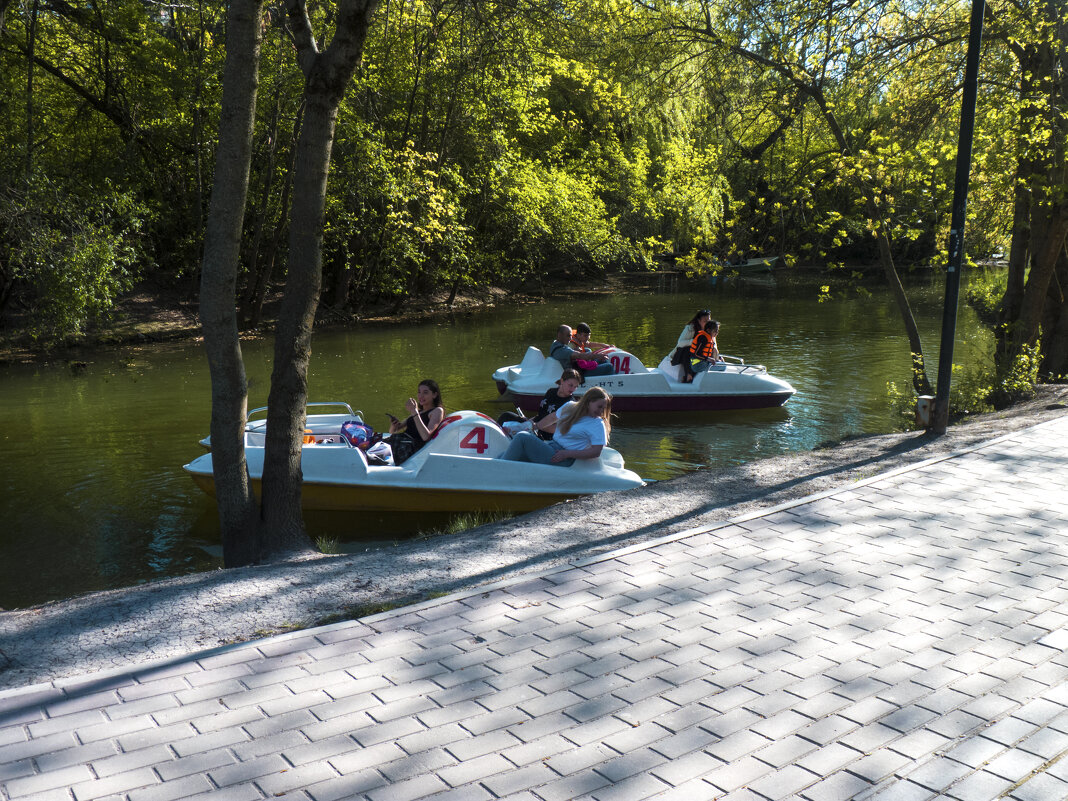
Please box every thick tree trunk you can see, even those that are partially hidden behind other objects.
[998,154,1033,356]
[1013,211,1068,353]
[198,0,264,567]
[1042,247,1068,374]
[257,0,380,558]
[997,3,1068,375]
[259,97,337,555]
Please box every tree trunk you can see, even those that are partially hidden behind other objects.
[996,2,1068,376]
[198,0,264,567]
[259,97,336,554]
[870,204,932,395]
[1013,210,1068,354]
[25,0,39,178]
[1042,247,1068,374]
[257,0,380,558]
[997,152,1034,359]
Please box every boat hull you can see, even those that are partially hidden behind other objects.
[494,346,796,413]
[510,389,793,412]
[185,409,643,514]
[190,474,578,513]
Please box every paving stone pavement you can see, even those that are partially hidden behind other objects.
[3,414,1068,801]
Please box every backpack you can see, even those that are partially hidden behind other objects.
[341,420,376,449]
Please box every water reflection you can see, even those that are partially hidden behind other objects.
[0,276,992,608]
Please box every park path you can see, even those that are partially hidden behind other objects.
[2,414,1068,801]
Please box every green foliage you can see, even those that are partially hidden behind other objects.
[1,0,1064,364]
[441,510,512,536]
[886,342,1041,430]
[1,179,145,344]
[965,268,1009,326]
[315,536,340,555]
[992,342,1041,408]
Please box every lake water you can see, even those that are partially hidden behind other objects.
[0,274,992,608]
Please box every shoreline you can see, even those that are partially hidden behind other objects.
[2,385,1066,691]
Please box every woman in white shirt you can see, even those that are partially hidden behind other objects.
[499,387,612,466]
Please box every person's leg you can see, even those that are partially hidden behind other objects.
[586,361,615,376]
[500,432,556,463]
[680,352,696,382]
[691,359,710,374]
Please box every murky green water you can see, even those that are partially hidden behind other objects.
[0,275,992,608]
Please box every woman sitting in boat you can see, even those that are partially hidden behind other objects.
[386,379,445,464]
[671,309,710,383]
[690,319,727,375]
[499,386,612,466]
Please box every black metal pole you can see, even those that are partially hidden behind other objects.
[931,0,986,433]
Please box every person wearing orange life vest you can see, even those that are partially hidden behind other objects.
[689,319,727,375]
[549,324,614,377]
[672,309,711,383]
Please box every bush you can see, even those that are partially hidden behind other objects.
[886,341,1040,429]
[2,179,145,346]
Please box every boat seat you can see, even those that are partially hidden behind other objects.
[425,411,510,459]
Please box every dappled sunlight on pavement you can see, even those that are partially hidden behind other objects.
[2,415,1068,800]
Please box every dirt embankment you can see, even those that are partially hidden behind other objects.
[0,279,537,365]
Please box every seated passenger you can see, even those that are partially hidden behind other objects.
[384,379,445,464]
[532,369,582,440]
[496,368,582,439]
[671,309,711,383]
[549,324,614,377]
[499,386,612,466]
[571,322,611,353]
[689,320,727,375]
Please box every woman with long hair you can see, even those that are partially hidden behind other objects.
[499,386,612,466]
[672,309,711,383]
[386,379,445,464]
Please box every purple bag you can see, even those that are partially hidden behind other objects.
[341,420,375,449]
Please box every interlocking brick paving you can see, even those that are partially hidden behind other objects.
[2,416,1067,800]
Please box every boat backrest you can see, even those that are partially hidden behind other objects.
[594,348,647,375]
[534,345,648,381]
[423,410,510,459]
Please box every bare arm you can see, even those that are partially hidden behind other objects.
[408,406,444,441]
[535,412,558,433]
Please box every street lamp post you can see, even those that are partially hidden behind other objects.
[930,0,986,434]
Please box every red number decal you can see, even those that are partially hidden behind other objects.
[610,356,632,374]
[459,427,489,454]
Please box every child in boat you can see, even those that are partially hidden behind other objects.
[533,369,582,439]
[499,386,612,466]
[570,322,611,353]
[689,319,727,375]
[496,369,581,439]
[549,324,614,377]
[672,309,711,383]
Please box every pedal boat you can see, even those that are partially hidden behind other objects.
[493,347,795,412]
[184,407,644,513]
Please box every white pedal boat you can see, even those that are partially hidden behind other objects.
[185,407,644,513]
[493,347,795,412]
